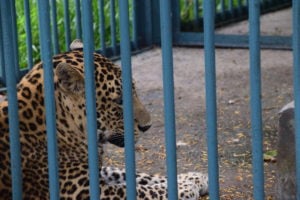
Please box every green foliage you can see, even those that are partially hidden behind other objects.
[180,0,247,23]
[15,0,246,68]
[15,0,120,68]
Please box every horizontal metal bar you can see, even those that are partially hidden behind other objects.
[174,32,292,49]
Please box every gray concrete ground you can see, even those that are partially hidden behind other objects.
[103,8,294,199]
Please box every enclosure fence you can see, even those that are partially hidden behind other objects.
[0,0,299,200]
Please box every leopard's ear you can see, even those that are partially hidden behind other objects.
[55,62,84,95]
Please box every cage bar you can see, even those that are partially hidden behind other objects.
[110,0,117,55]
[203,0,220,199]
[118,0,137,199]
[37,1,59,199]
[0,25,5,85]
[74,0,82,39]
[98,0,107,55]
[159,0,179,199]
[249,0,265,199]
[63,0,71,51]
[50,0,60,54]
[82,1,100,199]
[24,0,33,69]
[0,2,22,199]
[292,0,300,199]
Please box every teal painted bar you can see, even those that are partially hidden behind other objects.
[193,0,200,25]
[0,24,5,84]
[119,0,137,199]
[63,0,71,51]
[110,0,117,55]
[50,0,60,54]
[174,32,292,49]
[0,2,22,199]
[82,1,100,199]
[292,0,300,199]
[203,0,220,199]
[10,0,20,79]
[37,1,59,199]
[98,0,106,55]
[74,0,82,39]
[159,0,178,199]
[249,0,265,199]
[24,0,33,69]
[132,0,138,48]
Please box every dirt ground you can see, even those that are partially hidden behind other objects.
[103,8,294,199]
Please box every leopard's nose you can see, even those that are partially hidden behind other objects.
[138,124,151,132]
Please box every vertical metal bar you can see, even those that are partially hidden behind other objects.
[24,0,33,69]
[82,1,100,199]
[0,22,5,85]
[0,2,22,199]
[131,0,138,48]
[110,0,117,55]
[63,0,71,51]
[172,0,181,35]
[293,0,300,199]
[220,0,225,14]
[249,0,264,199]
[238,0,242,7]
[193,0,200,26]
[144,0,153,46]
[229,0,233,12]
[50,0,60,54]
[159,0,178,199]
[203,0,220,199]
[37,1,59,200]
[10,0,20,79]
[118,0,136,199]
[98,0,106,55]
[74,0,82,39]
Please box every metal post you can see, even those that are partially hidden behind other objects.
[74,0,82,39]
[0,2,22,199]
[110,0,117,55]
[132,0,138,49]
[203,0,220,199]
[10,0,20,79]
[37,1,59,199]
[249,0,264,199]
[82,1,100,199]
[292,0,300,199]
[98,0,106,55]
[119,0,137,199]
[50,0,60,54]
[159,0,178,199]
[63,0,71,51]
[24,0,33,68]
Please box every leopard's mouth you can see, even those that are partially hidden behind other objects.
[106,133,124,147]
[97,130,124,148]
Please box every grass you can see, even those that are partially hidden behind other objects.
[15,0,245,68]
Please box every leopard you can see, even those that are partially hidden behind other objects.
[0,39,208,199]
